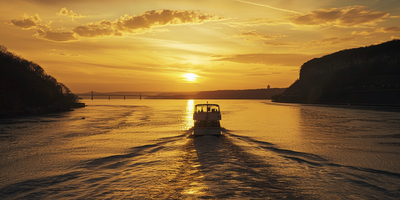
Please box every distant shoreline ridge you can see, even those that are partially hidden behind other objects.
[77,88,287,100]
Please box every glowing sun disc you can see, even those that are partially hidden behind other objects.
[183,73,198,81]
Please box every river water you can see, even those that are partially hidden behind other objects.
[1,100,400,199]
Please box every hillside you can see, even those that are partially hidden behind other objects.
[272,40,400,105]
[0,45,79,116]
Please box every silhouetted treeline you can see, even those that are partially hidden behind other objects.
[0,45,78,116]
[149,88,286,99]
[273,39,400,105]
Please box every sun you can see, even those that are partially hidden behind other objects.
[183,73,198,82]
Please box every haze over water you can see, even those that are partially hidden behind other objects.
[1,100,400,199]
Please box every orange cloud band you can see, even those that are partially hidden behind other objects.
[7,9,224,42]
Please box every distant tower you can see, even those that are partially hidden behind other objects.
[267,85,270,89]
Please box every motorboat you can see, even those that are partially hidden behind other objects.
[193,103,221,136]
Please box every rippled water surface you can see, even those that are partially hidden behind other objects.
[1,100,400,199]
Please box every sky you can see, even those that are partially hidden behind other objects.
[1,0,400,93]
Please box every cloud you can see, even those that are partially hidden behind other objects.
[378,27,400,32]
[35,28,78,42]
[57,7,87,19]
[7,9,223,42]
[262,37,355,47]
[244,72,283,77]
[261,41,297,47]
[212,53,320,66]
[73,9,224,38]
[391,36,400,40]
[6,14,46,29]
[352,27,400,36]
[288,6,390,27]
[49,51,81,57]
[228,6,390,28]
[235,0,301,14]
[309,37,355,45]
[72,20,122,38]
[227,18,277,27]
[6,13,77,42]
[234,30,286,42]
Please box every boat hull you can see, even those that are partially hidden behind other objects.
[192,128,221,136]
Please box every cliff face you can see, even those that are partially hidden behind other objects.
[273,40,400,105]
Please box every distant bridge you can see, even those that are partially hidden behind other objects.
[78,91,183,100]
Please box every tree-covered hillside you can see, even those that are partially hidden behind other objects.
[0,45,78,116]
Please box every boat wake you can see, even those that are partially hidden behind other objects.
[1,129,399,199]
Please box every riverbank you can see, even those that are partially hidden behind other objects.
[272,90,400,108]
[0,102,85,118]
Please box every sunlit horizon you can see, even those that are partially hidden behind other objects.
[1,0,400,93]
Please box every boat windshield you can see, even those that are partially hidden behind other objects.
[195,104,220,113]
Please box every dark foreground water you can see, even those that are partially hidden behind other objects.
[1,100,400,199]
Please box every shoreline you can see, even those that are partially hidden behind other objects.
[273,101,400,112]
[0,102,85,118]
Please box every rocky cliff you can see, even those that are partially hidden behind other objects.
[273,40,400,105]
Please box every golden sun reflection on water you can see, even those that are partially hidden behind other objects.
[181,100,194,130]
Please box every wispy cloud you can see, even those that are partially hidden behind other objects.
[391,36,400,40]
[288,6,390,27]
[226,18,278,27]
[262,37,355,47]
[35,29,78,42]
[352,27,400,37]
[5,14,47,29]
[308,37,355,46]
[72,20,120,38]
[56,7,87,20]
[235,0,301,14]
[212,53,319,66]
[48,50,81,57]
[234,30,287,42]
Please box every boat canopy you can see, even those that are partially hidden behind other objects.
[194,104,220,113]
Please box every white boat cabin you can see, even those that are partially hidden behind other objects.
[193,104,221,136]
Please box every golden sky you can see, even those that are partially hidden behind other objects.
[1,0,400,93]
